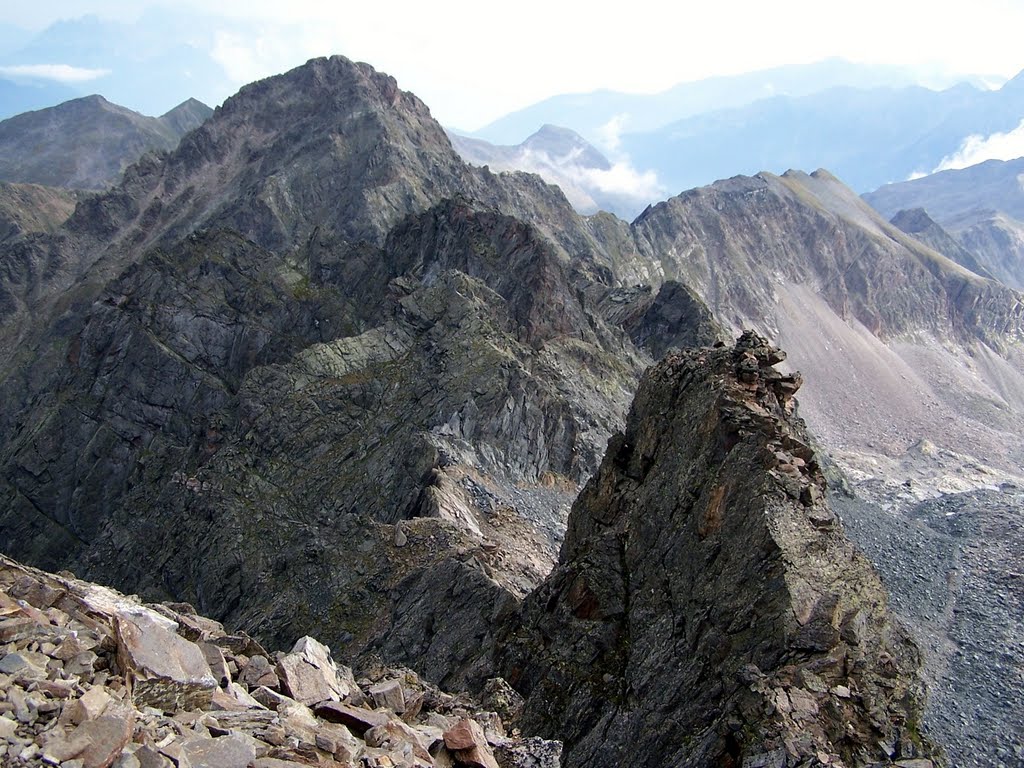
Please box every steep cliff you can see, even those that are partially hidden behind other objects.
[502,333,938,767]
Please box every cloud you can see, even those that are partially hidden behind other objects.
[596,114,629,153]
[0,64,110,83]
[934,119,1024,172]
[515,146,665,205]
[576,161,664,200]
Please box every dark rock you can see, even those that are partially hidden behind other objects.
[501,333,939,767]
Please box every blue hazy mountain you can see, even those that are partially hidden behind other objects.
[614,71,1024,198]
[0,77,82,120]
[471,59,986,146]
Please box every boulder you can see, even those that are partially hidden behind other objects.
[115,607,217,710]
[178,733,258,768]
[276,636,356,705]
[443,718,499,768]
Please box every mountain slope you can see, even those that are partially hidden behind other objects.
[0,56,676,683]
[632,169,1024,486]
[0,54,1022,765]
[0,181,80,242]
[0,94,212,190]
[865,157,1024,290]
[889,207,996,281]
[953,210,1024,291]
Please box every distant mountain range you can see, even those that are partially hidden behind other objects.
[466,62,1024,210]
[472,58,992,146]
[0,94,212,189]
[0,10,243,118]
[620,72,1024,196]
[866,157,1024,290]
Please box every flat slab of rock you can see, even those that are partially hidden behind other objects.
[43,703,135,768]
[178,732,258,768]
[314,701,391,735]
[115,607,217,711]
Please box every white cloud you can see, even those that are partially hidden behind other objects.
[934,119,1024,172]
[0,64,110,82]
[596,114,629,153]
[509,145,664,205]
[576,162,664,200]
[210,30,299,85]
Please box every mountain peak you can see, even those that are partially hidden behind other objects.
[158,97,213,134]
[0,94,203,190]
[503,332,938,766]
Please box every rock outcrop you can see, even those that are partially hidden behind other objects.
[0,197,648,682]
[501,332,939,767]
[632,169,1024,491]
[0,553,559,767]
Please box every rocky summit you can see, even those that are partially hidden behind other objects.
[502,332,938,767]
[0,553,559,767]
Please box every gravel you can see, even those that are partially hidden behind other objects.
[834,483,1024,768]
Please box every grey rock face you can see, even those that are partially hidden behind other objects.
[502,332,938,767]
[0,198,650,680]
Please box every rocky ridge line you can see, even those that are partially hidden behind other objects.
[0,553,557,767]
[500,332,940,767]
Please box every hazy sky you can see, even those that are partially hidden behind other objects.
[3,0,1024,129]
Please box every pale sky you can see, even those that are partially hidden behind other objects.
[3,0,1024,130]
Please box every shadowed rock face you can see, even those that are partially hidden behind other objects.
[501,332,937,767]
[0,197,660,687]
[0,56,667,687]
